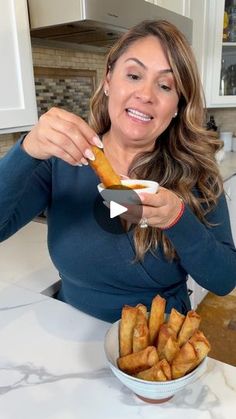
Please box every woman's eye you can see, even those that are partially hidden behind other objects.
[127,73,140,80]
[159,84,171,91]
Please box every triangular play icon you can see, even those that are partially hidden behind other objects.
[110,201,128,219]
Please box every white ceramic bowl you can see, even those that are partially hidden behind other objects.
[97,179,159,194]
[104,320,208,403]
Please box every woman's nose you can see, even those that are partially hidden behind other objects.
[135,82,154,102]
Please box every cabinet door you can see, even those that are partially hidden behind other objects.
[185,0,236,107]
[0,0,37,133]
[204,0,236,107]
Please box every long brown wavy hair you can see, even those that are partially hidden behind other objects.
[89,19,223,261]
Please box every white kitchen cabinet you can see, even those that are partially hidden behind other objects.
[224,174,236,244]
[203,0,236,107]
[186,1,235,109]
[0,0,37,134]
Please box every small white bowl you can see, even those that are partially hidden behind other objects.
[104,320,208,403]
[97,179,159,194]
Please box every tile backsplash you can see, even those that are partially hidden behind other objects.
[0,42,236,158]
[207,108,236,135]
[32,43,106,125]
[34,66,96,120]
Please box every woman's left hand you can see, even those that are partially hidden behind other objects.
[138,187,183,229]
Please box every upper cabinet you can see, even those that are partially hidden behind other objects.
[204,0,236,107]
[0,0,38,134]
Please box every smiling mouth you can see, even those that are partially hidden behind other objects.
[126,108,153,122]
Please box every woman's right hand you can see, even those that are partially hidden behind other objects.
[22,107,103,165]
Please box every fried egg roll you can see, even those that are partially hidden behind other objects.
[117,346,158,375]
[149,295,166,345]
[136,359,171,381]
[167,308,185,335]
[158,358,172,380]
[157,323,177,357]
[132,310,149,353]
[90,145,121,187]
[171,341,198,379]
[119,305,138,357]
[189,330,211,365]
[136,303,148,316]
[161,335,180,363]
[177,310,201,347]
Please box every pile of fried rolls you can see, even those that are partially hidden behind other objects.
[117,295,211,381]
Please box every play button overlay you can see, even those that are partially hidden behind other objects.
[93,185,143,234]
[110,201,127,218]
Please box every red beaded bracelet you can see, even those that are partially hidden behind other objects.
[159,201,185,230]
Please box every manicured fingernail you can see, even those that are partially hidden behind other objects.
[93,136,103,148]
[81,158,89,166]
[76,163,83,167]
[84,149,95,161]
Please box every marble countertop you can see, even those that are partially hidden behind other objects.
[0,281,235,419]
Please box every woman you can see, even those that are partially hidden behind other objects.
[0,20,235,322]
